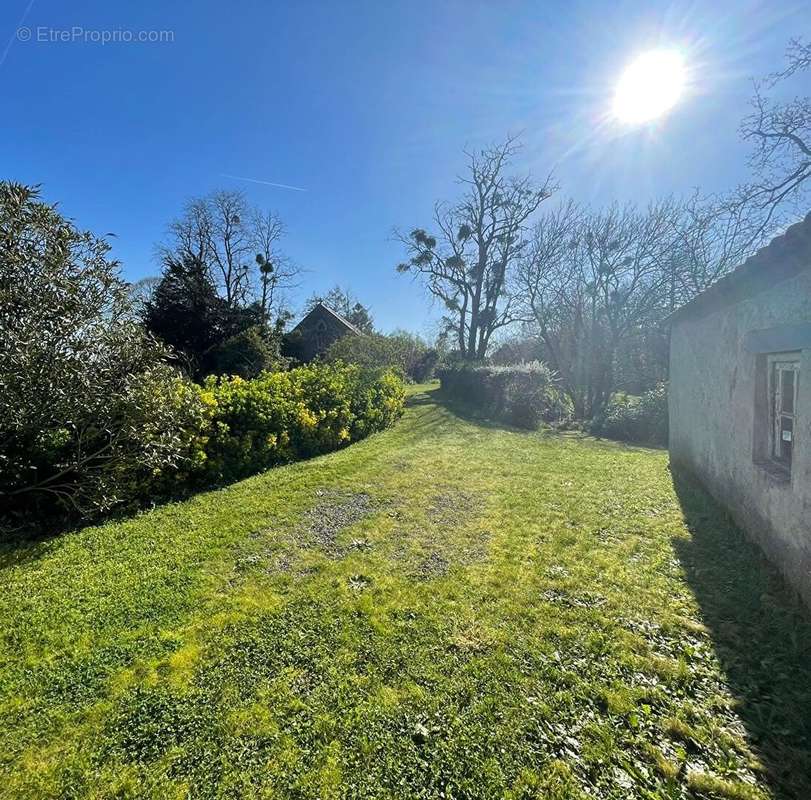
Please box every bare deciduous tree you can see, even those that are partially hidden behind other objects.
[514,200,581,389]
[516,200,680,415]
[126,275,161,319]
[396,137,556,360]
[162,189,300,326]
[668,191,774,303]
[739,38,810,233]
[208,190,253,307]
[514,182,786,418]
[252,210,301,326]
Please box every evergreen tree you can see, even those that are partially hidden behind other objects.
[144,255,280,378]
[143,255,226,377]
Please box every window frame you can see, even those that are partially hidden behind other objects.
[767,353,800,472]
[314,318,328,351]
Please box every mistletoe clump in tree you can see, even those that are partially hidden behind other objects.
[396,136,555,360]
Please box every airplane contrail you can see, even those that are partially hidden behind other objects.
[220,173,307,192]
[0,0,36,70]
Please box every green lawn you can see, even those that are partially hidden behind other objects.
[1,385,809,799]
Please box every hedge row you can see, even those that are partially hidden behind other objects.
[436,361,570,429]
[3,362,405,521]
[325,333,439,383]
[195,362,405,483]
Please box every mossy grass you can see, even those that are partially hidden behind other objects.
[1,385,808,798]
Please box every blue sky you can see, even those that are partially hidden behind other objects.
[1,0,807,334]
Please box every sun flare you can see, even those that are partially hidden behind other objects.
[613,49,686,124]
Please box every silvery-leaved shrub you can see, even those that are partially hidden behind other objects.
[0,182,205,521]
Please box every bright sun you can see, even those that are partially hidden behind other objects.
[613,49,686,124]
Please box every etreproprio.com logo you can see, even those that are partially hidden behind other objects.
[17,26,175,44]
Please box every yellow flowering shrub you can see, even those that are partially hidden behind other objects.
[195,363,404,483]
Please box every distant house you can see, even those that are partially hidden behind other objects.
[283,302,363,362]
[669,212,811,604]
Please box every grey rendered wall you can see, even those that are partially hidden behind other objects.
[669,269,811,605]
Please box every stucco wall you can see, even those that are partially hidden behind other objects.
[669,268,811,605]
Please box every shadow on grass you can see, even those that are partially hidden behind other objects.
[0,494,181,570]
[672,469,811,800]
[404,390,439,407]
[0,392,446,567]
[402,386,515,437]
[0,521,78,571]
[423,386,666,454]
[419,387,539,433]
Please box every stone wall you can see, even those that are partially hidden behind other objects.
[284,304,359,362]
[669,268,811,605]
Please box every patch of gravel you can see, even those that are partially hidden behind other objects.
[427,490,480,528]
[397,529,492,581]
[540,589,607,610]
[239,490,378,574]
[415,551,450,580]
[272,552,295,573]
[295,490,376,557]
[388,490,491,581]
[458,529,492,563]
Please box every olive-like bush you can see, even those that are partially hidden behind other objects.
[0,182,207,518]
[436,361,570,429]
[590,383,668,446]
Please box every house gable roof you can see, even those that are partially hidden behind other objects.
[668,210,811,324]
[292,302,364,336]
